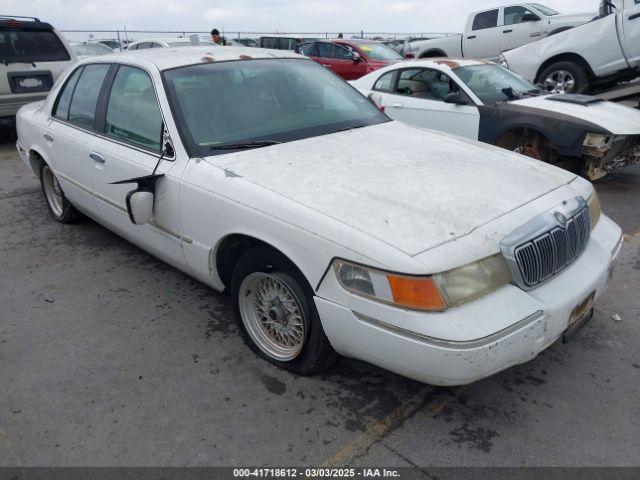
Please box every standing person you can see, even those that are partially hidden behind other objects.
[337,33,344,39]
[211,29,227,46]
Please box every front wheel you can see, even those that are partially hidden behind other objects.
[538,61,589,94]
[231,247,338,375]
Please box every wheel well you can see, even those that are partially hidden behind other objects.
[215,234,308,291]
[535,53,594,84]
[419,49,446,58]
[28,149,45,179]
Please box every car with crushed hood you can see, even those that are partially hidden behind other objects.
[16,47,623,386]
[353,58,640,181]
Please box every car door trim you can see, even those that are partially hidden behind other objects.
[55,171,192,244]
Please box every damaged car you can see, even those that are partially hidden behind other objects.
[353,58,640,180]
[16,47,622,386]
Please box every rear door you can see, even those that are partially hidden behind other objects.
[500,5,543,52]
[464,9,501,59]
[374,67,480,139]
[46,63,112,212]
[622,0,640,66]
[89,64,185,266]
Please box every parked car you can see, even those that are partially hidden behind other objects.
[0,15,76,127]
[353,58,640,181]
[408,3,594,61]
[258,35,321,51]
[297,39,403,80]
[16,47,622,386]
[384,37,430,58]
[500,0,640,93]
[236,38,257,48]
[126,37,215,50]
[95,39,127,51]
[70,42,113,59]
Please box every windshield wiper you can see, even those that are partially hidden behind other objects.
[208,140,281,151]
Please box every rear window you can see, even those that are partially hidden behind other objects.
[472,10,499,30]
[0,29,70,63]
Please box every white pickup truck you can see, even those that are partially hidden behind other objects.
[408,3,594,61]
[500,0,640,93]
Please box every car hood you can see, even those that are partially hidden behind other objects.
[204,121,575,257]
[510,96,640,135]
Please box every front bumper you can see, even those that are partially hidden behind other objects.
[315,215,623,386]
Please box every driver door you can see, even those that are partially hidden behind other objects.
[622,0,640,66]
[372,68,480,140]
[89,64,186,268]
[500,5,543,52]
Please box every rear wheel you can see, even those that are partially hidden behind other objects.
[538,61,589,94]
[40,162,81,223]
[231,246,338,375]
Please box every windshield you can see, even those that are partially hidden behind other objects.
[98,40,119,49]
[163,58,388,156]
[528,3,560,16]
[72,44,112,56]
[0,29,70,63]
[455,64,540,104]
[355,43,403,61]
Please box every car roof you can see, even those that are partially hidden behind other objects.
[76,46,304,71]
[394,57,492,72]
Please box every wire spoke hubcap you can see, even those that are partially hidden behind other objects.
[543,70,576,93]
[239,272,305,362]
[42,166,64,217]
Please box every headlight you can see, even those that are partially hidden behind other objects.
[333,256,511,311]
[498,54,509,69]
[587,191,602,230]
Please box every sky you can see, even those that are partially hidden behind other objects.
[5,0,597,36]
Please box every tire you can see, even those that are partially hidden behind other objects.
[39,161,81,223]
[231,246,338,375]
[538,61,589,94]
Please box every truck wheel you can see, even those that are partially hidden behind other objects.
[40,162,81,223]
[231,246,338,376]
[538,61,589,94]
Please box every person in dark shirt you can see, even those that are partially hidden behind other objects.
[211,29,227,46]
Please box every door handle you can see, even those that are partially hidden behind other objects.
[43,133,54,142]
[321,64,333,68]
[392,103,403,108]
[467,35,477,39]
[530,32,542,37]
[630,13,640,20]
[503,29,513,33]
[89,152,106,164]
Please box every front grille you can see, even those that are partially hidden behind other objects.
[513,207,590,288]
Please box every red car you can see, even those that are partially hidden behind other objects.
[297,39,403,80]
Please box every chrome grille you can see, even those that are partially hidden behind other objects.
[513,207,590,288]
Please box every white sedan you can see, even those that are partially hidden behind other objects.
[16,47,623,386]
[352,58,640,181]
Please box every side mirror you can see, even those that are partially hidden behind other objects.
[444,92,470,105]
[126,191,155,225]
[352,52,362,63]
[521,13,540,22]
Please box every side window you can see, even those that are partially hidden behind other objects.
[68,64,110,129]
[260,38,277,49]
[332,45,354,61]
[137,42,153,50]
[299,43,318,56]
[396,68,460,100]
[128,44,138,51]
[105,66,163,152]
[504,6,539,25]
[373,71,397,92]
[316,43,332,59]
[53,67,83,120]
[472,9,499,30]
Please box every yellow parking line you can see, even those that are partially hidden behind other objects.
[623,226,640,241]
[322,387,465,467]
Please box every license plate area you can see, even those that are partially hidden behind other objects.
[7,71,54,94]
[563,291,596,344]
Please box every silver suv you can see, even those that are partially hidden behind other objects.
[1,15,76,126]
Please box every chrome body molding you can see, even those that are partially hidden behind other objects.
[354,310,546,350]
[56,172,192,244]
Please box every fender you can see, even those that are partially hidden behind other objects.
[477,103,610,157]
